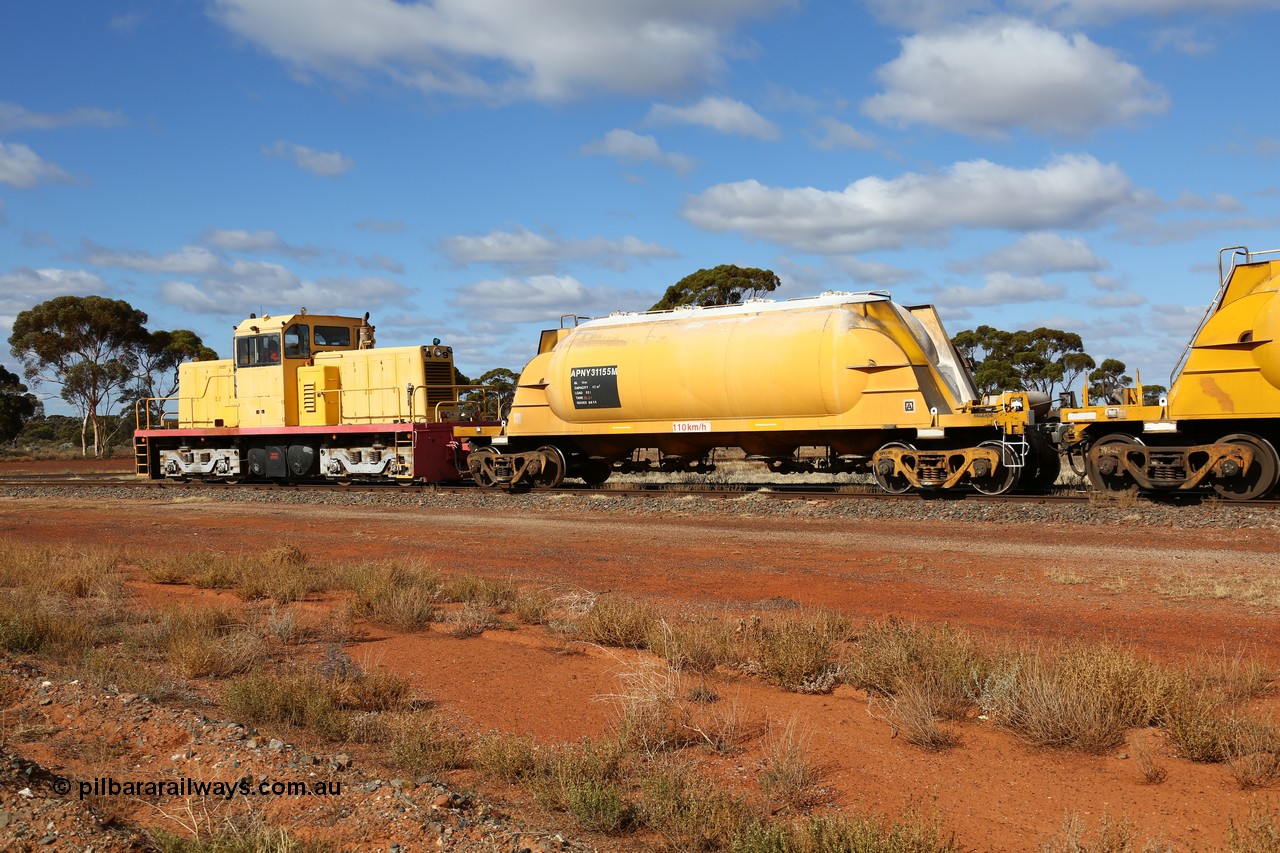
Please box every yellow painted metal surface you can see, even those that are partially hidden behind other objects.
[1168,259,1280,419]
[176,360,238,427]
[314,347,434,423]
[297,364,341,426]
[508,293,1013,445]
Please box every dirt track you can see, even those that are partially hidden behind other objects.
[2,461,1280,849]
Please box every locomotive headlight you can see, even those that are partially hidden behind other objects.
[433,346,445,358]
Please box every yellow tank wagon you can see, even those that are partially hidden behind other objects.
[1057,245,1280,500]
[473,291,1057,494]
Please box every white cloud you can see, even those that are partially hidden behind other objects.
[81,242,222,275]
[109,11,145,34]
[354,254,405,274]
[1016,0,1280,25]
[863,0,993,29]
[1089,291,1146,307]
[210,0,786,102]
[1150,27,1214,55]
[1150,303,1205,336]
[0,102,127,133]
[646,96,780,140]
[202,228,324,261]
[439,226,677,272]
[355,218,406,233]
[864,19,1168,138]
[935,272,1066,307]
[450,274,647,324]
[581,129,694,175]
[263,140,354,177]
[0,267,106,345]
[806,118,874,151]
[956,232,1106,275]
[161,265,409,315]
[0,142,72,188]
[829,256,918,287]
[683,153,1133,254]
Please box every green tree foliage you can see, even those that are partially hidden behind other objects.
[951,326,1096,399]
[465,367,518,419]
[137,329,218,400]
[9,295,150,457]
[1142,383,1168,406]
[0,366,40,444]
[1088,358,1133,404]
[650,265,781,311]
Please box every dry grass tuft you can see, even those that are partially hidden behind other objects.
[578,594,660,649]
[758,721,822,812]
[345,561,440,631]
[443,602,500,638]
[473,732,542,782]
[1133,739,1168,785]
[748,612,847,693]
[385,712,468,776]
[638,758,754,851]
[845,618,986,720]
[871,675,962,751]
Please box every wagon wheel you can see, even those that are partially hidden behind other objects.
[578,459,612,488]
[534,445,566,488]
[468,446,502,489]
[872,441,915,495]
[1085,434,1142,495]
[1212,433,1280,501]
[970,440,1018,496]
[1018,439,1062,493]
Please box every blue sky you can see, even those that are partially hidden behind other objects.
[3,0,1279,408]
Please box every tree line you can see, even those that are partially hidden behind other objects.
[2,270,1154,455]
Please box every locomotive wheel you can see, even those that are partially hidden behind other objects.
[469,446,502,489]
[535,445,566,488]
[1085,434,1142,495]
[872,441,915,495]
[579,460,612,487]
[1019,440,1062,493]
[970,440,1018,495]
[1212,433,1280,501]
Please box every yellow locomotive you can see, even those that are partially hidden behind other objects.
[1058,245,1280,500]
[134,310,496,483]
[473,290,1055,493]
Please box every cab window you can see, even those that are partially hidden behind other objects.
[314,325,351,347]
[284,323,310,358]
[235,334,282,367]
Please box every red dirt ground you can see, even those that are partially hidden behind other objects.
[2,481,1280,849]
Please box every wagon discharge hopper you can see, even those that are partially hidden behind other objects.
[471,291,1058,493]
[1057,245,1280,500]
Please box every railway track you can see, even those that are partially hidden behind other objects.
[3,472,1278,507]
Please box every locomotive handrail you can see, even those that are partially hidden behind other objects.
[134,396,180,431]
[422,384,498,422]
[1171,246,1280,385]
